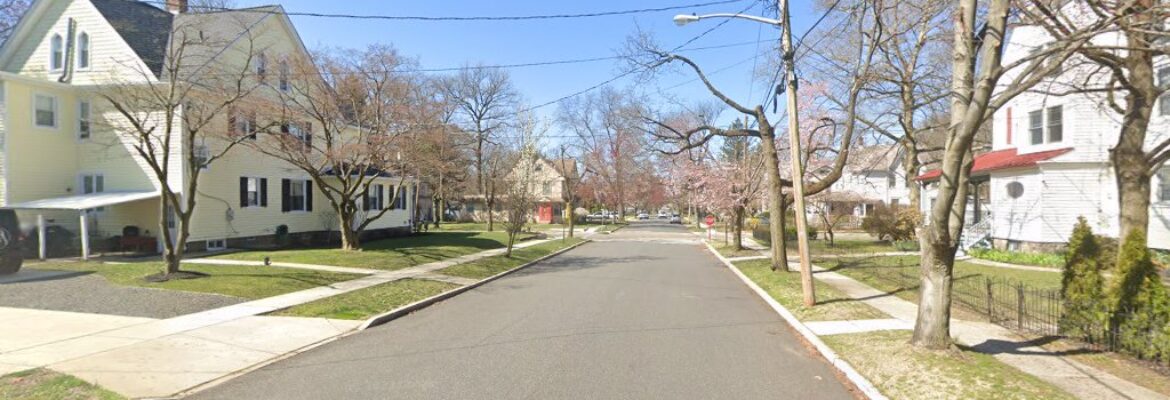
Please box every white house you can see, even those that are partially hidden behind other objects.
[918,16,1170,252]
[814,144,911,222]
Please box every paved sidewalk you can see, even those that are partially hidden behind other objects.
[3,238,561,399]
[805,262,1166,400]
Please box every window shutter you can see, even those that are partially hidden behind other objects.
[240,177,248,207]
[281,123,290,134]
[304,122,313,150]
[378,185,385,209]
[389,185,396,209]
[305,180,313,211]
[281,179,291,212]
[247,115,258,140]
[229,114,237,135]
[363,187,371,210]
[260,178,268,207]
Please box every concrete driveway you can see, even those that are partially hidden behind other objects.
[193,221,856,399]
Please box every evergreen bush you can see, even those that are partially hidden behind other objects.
[1059,217,1107,339]
[1108,229,1170,361]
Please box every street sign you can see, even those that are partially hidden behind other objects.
[705,215,715,226]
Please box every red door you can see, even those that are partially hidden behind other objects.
[538,204,553,223]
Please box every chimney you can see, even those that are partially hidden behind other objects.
[166,0,188,14]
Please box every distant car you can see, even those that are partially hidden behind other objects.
[669,214,682,224]
[0,209,23,275]
[637,213,649,220]
[657,212,668,219]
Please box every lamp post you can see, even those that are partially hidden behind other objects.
[674,0,816,306]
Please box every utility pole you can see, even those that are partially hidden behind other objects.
[779,0,816,306]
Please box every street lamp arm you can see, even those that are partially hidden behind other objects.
[673,13,782,26]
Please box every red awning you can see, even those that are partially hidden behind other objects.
[916,147,1073,181]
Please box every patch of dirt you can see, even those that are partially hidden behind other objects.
[143,270,210,282]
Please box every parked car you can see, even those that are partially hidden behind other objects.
[669,214,682,224]
[637,213,649,220]
[657,212,668,219]
[586,211,617,223]
[0,209,23,275]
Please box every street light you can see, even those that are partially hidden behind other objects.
[673,1,817,307]
[672,13,781,27]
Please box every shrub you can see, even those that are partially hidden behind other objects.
[893,240,920,251]
[1059,217,1107,339]
[783,225,819,241]
[967,248,1065,268]
[861,204,919,242]
[1108,229,1170,360]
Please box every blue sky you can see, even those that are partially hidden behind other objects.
[235,0,822,139]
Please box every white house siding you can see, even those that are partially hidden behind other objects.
[989,170,1046,243]
[5,0,155,84]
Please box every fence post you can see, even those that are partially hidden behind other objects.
[1017,283,1026,330]
[985,278,994,322]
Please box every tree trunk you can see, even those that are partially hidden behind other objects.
[487,199,495,232]
[505,232,516,257]
[567,200,575,238]
[760,131,787,272]
[338,211,361,250]
[733,205,744,250]
[1113,58,1155,252]
[776,198,790,272]
[902,139,922,211]
[910,238,956,348]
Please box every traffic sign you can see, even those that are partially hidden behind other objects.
[704,215,715,226]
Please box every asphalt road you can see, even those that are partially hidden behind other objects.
[193,221,856,399]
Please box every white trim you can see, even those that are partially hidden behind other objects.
[33,92,59,129]
[242,176,262,208]
[49,33,64,72]
[206,239,227,251]
[288,178,309,212]
[1,79,8,205]
[77,100,91,140]
[76,31,91,71]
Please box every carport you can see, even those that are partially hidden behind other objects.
[5,191,160,260]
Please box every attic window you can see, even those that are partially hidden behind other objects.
[256,53,267,80]
[1006,181,1024,199]
[278,60,289,92]
[77,32,90,69]
[50,34,64,70]
[1158,66,1170,116]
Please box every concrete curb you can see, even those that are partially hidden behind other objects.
[357,238,592,330]
[702,240,888,400]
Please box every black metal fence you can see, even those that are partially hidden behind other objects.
[863,269,1168,366]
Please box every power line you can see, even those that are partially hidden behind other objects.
[149,0,748,22]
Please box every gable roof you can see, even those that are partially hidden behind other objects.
[916,147,1074,181]
[90,0,173,78]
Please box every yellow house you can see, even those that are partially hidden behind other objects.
[0,0,416,258]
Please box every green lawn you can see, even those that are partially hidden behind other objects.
[823,331,1075,400]
[0,369,125,400]
[438,238,586,279]
[734,259,887,321]
[816,255,1061,292]
[968,248,1064,268]
[214,231,532,271]
[711,241,765,259]
[271,278,459,320]
[30,261,360,299]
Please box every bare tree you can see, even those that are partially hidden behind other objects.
[439,65,519,195]
[250,44,434,250]
[555,144,589,238]
[558,88,646,220]
[501,114,546,256]
[910,0,1116,349]
[99,15,265,279]
[0,0,27,45]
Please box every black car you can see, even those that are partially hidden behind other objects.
[0,209,22,275]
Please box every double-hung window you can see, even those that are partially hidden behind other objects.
[282,179,311,212]
[278,60,290,92]
[78,101,91,139]
[194,143,211,170]
[35,94,58,128]
[239,177,267,208]
[1159,168,1170,203]
[367,184,384,210]
[1159,66,1170,116]
[255,53,267,80]
[1029,105,1063,145]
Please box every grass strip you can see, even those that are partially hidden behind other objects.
[734,259,887,321]
[29,262,360,299]
[0,368,125,400]
[271,278,459,320]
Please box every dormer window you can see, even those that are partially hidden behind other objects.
[49,34,64,71]
[77,32,90,69]
[1028,105,1063,145]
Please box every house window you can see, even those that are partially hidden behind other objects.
[231,112,256,139]
[367,184,384,210]
[1006,181,1025,199]
[49,34,63,70]
[1159,169,1170,202]
[81,173,105,211]
[1029,105,1063,145]
[78,101,91,139]
[206,239,227,251]
[255,53,267,80]
[542,181,551,195]
[278,60,289,91]
[282,122,311,149]
[1159,66,1170,116]
[239,177,266,208]
[35,94,58,128]
[1047,106,1063,143]
[194,143,210,170]
[290,180,307,210]
[77,32,90,69]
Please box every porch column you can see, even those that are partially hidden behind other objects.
[36,214,46,260]
[973,181,982,224]
[79,212,90,261]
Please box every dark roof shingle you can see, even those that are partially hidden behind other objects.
[90,0,173,77]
